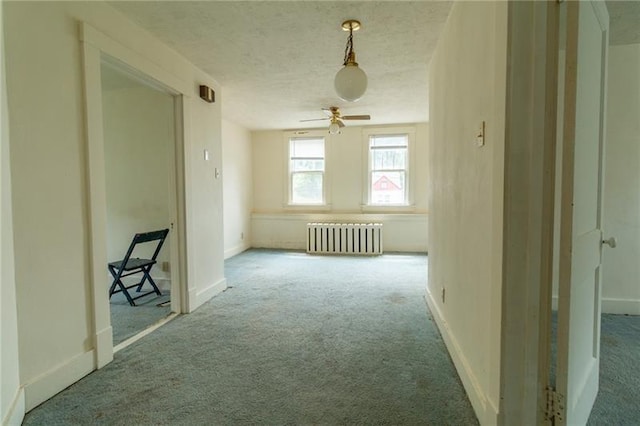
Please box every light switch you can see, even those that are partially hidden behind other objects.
[215,168,220,179]
[204,149,210,161]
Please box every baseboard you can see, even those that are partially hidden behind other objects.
[552,296,640,315]
[155,277,171,292]
[252,241,305,250]
[224,243,250,259]
[94,325,113,369]
[3,387,25,426]
[601,297,640,315]
[23,350,95,411]
[383,244,429,253]
[188,287,198,312]
[189,278,227,312]
[424,289,499,425]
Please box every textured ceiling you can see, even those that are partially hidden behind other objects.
[109,1,453,130]
[108,1,637,131]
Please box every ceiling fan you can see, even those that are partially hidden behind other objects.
[301,107,370,134]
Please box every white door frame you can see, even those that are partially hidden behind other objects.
[501,1,610,423]
[499,1,561,423]
[80,23,190,368]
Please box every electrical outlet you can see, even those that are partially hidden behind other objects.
[441,287,446,303]
[162,261,171,273]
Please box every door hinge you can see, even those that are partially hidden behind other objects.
[545,386,565,423]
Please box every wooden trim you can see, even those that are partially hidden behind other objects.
[24,351,94,410]
[500,1,560,423]
[80,22,193,370]
[81,39,114,369]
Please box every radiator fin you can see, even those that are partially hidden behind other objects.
[306,223,383,255]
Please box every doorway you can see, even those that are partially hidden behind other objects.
[81,20,196,371]
[548,1,640,423]
[590,2,640,421]
[100,62,179,347]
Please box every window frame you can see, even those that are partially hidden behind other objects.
[362,127,415,211]
[284,131,330,209]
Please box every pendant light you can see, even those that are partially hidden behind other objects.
[334,20,367,102]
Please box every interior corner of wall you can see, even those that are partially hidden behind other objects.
[3,386,25,426]
[224,243,250,260]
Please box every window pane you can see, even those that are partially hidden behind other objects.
[370,134,408,148]
[371,171,406,204]
[291,138,324,158]
[371,148,406,170]
[291,159,324,172]
[292,172,323,204]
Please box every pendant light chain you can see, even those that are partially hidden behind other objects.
[342,29,353,66]
[335,19,367,102]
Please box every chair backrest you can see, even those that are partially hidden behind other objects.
[122,228,170,263]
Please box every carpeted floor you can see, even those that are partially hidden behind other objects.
[588,313,640,424]
[24,249,479,425]
[110,287,172,346]
[549,311,640,424]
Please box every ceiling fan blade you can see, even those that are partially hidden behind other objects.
[337,119,345,128]
[322,108,335,117]
[300,117,330,122]
[342,115,371,120]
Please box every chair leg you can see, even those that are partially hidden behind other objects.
[116,279,136,306]
[139,266,162,296]
[108,265,120,296]
[108,265,137,306]
[135,268,151,292]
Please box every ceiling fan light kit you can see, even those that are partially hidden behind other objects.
[328,120,341,135]
[300,106,370,134]
[334,19,367,102]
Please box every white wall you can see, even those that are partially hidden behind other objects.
[426,2,506,423]
[222,119,252,259]
[602,43,640,314]
[252,213,427,252]
[0,0,24,422]
[4,1,225,411]
[102,74,173,284]
[251,123,429,252]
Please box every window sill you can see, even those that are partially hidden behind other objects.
[361,204,416,213]
[284,203,332,212]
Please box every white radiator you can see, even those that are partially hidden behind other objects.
[306,223,383,255]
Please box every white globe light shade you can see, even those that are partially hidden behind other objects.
[334,64,367,102]
[328,122,341,135]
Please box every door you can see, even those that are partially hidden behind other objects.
[555,1,609,424]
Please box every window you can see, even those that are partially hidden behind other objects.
[289,137,325,205]
[367,133,410,206]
